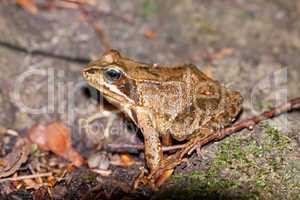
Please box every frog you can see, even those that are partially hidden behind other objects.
[81,50,243,189]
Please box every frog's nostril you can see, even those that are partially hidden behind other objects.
[81,70,89,78]
[82,67,98,77]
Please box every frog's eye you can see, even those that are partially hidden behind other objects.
[104,68,123,82]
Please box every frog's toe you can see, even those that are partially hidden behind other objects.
[154,168,174,188]
[133,177,147,189]
[133,167,149,189]
[134,169,173,190]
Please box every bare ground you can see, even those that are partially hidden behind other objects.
[0,0,299,199]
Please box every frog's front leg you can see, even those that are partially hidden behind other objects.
[143,131,163,170]
[141,131,176,189]
[133,111,183,189]
[133,111,163,188]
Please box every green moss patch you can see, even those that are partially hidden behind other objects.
[153,122,299,200]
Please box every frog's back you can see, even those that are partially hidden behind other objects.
[160,64,243,141]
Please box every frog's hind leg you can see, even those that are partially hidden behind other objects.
[133,111,165,189]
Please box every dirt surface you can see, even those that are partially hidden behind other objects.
[0,0,299,199]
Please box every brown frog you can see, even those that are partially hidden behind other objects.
[82,50,243,189]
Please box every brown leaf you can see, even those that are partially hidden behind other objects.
[16,0,38,15]
[108,154,135,167]
[47,176,56,187]
[45,122,71,156]
[28,124,49,151]
[211,48,234,60]
[67,164,76,173]
[120,154,136,166]
[144,31,158,39]
[23,178,37,189]
[28,122,85,167]
[0,138,30,178]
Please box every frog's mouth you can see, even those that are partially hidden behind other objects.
[101,85,130,105]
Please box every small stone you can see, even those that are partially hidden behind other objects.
[14,112,34,130]
[88,152,110,170]
[248,125,254,130]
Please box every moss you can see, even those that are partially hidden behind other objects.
[142,0,158,18]
[82,171,98,183]
[154,122,299,200]
[197,20,217,34]
[154,171,259,200]
[256,100,275,112]
[31,143,42,157]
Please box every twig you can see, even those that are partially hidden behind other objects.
[61,0,133,24]
[25,183,49,190]
[181,97,300,155]
[5,129,19,136]
[107,97,300,153]
[0,40,90,64]
[78,5,112,50]
[107,143,185,152]
[0,172,52,183]
[61,0,112,50]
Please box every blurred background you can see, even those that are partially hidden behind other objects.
[0,0,299,199]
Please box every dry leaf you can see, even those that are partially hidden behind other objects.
[120,154,135,166]
[110,154,136,167]
[144,31,157,39]
[28,122,85,167]
[0,138,30,178]
[15,181,23,190]
[45,122,71,156]
[66,164,76,173]
[47,176,56,187]
[92,169,112,177]
[16,0,38,15]
[23,178,37,189]
[28,124,49,151]
[211,48,234,60]
[0,127,6,135]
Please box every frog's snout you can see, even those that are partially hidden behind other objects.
[81,67,98,80]
[81,68,87,78]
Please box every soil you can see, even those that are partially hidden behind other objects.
[0,0,299,199]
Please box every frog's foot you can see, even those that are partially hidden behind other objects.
[187,143,203,157]
[134,168,174,190]
[133,167,149,189]
[177,135,212,158]
[79,111,117,139]
[134,157,187,190]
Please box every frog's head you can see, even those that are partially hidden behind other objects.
[82,50,144,108]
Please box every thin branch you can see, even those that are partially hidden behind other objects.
[61,0,112,50]
[107,143,144,151]
[78,5,112,50]
[5,129,19,136]
[62,0,133,24]
[0,172,52,183]
[107,143,185,152]
[0,40,90,64]
[107,97,300,153]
